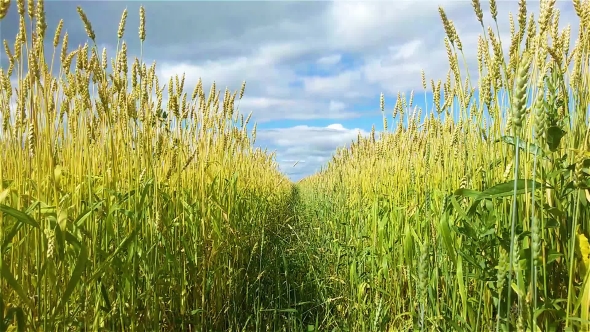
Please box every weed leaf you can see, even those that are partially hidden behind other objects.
[475,179,543,200]
[0,259,33,311]
[497,136,547,158]
[55,238,88,316]
[547,126,566,152]
[0,204,39,228]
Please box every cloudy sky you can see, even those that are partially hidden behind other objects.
[0,0,579,181]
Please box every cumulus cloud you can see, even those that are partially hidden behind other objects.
[317,54,342,66]
[257,124,368,181]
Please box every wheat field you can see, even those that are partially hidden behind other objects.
[1,0,590,331]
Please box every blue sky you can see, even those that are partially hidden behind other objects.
[0,0,579,181]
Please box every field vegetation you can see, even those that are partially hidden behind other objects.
[1,0,590,331]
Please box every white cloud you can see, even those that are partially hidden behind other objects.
[237,96,360,123]
[317,54,342,66]
[303,70,366,98]
[328,100,346,112]
[257,123,368,180]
